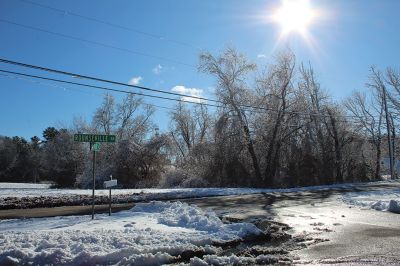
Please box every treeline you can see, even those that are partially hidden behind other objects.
[0,94,169,188]
[1,48,399,188]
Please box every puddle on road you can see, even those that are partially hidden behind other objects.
[168,216,329,265]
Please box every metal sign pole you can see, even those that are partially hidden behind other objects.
[91,142,96,220]
[109,174,112,216]
[109,188,112,216]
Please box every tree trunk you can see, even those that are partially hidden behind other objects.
[375,140,382,180]
[328,111,343,183]
[239,113,262,183]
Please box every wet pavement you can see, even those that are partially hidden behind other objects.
[183,182,400,265]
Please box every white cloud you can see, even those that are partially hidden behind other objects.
[128,76,142,85]
[257,54,266,58]
[171,85,205,103]
[152,64,163,75]
[207,86,215,93]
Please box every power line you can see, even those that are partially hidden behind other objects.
[19,0,202,51]
[0,70,369,129]
[0,68,364,123]
[0,57,297,113]
[0,58,210,102]
[0,72,102,97]
[0,19,196,68]
[0,68,221,108]
[0,58,375,121]
[0,72,175,111]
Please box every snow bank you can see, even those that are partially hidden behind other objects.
[136,201,224,232]
[342,188,400,214]
[0,201,262,265]
[0,182,51,189]
[134,201,261,242]
[189,254,278,265]
[388,200,400,214]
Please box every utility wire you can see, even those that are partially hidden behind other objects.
[7,67,291,125]
[0,58,294,114]
[0,72,175,110]
[0,69,221,107]
[0,73,354,127]
[0,19,196,68]
[0,72,102,97]
[0,58,378,121]
[19,0,201,51]
[0,58,210,102]
[0,69,383,136]
[0,15,381,121]
[0,67,365,123]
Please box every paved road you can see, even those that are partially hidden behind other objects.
[0,203,134,219]
[182,183,400,265]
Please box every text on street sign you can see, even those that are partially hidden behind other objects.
[74,134,116,143]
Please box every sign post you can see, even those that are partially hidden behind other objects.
[90,142,96,219]
[104,176,117,216]
[74,134,116,220]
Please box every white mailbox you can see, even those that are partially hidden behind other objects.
[103,179,117,188]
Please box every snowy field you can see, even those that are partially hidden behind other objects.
[0,182,168,198]
[2,181,399,200]
[3,182,400,213]
[0,182,334,199]
[0,201,266,265]
[0,182,52,189]
[0,182,270,199]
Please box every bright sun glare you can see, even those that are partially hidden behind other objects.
[272,0,317,36]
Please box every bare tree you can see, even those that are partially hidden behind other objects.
[194,104,211,144]
[256,51,296,186]
[385,68,400,177]
[368,67,394,179]
[92,94,116,134]
[386,68,400,118]
[345,91,384,179]
[169,102,212,160]
[116,94,142,139]
[324,106,352,183]
[77,94,157,187]
[127,104,155,143]
[199,48,262,183]
[170,102,196,158]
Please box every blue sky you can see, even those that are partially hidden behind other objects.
[0,0,400,139]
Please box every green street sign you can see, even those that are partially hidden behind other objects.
[91,142,101,151]
[74,134,116,143]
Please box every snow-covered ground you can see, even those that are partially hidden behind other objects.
[0,182,158,198]
[0,182,51,189]
[0,201,262,265]
[342,188,400,213]
[0,182,314,199]
[2,181,400,264]
[3,182,400,215]
[2,180,399,200]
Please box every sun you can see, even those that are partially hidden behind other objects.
[272,0,317,36]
